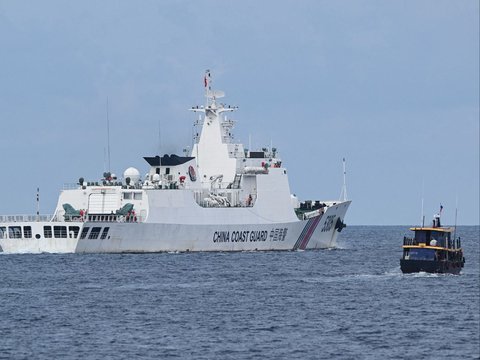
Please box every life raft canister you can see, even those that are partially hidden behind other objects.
[188,166,197,182]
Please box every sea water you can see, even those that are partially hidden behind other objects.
[1,226,478,359]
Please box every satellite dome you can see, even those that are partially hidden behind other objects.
[124,167,140,184]
[152,173,161,183]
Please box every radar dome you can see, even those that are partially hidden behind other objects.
[124,167,140,184]
[152,173,161,183]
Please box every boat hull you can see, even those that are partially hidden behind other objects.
[0,201,350,254]
[400,259,464,275]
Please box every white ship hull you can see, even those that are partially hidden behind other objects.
[0,201,349,254]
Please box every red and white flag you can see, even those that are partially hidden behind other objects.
[204,70,211,89]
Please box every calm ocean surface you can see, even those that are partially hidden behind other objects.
[1,226,479,359]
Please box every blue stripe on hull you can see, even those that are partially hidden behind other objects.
[293,217,320,250]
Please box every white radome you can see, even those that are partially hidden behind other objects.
[152,173,161,183]
[124,167,141,184]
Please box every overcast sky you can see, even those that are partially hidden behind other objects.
[0,0,478,225]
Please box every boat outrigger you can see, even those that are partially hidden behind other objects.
[400,210,465,274]
[0,71,350,254]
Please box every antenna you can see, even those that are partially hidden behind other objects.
[421,178,425,227]
[158,119,162,155]
[204,69,212,105]
[454,196,458,240]
[204,69,211,91]
[36,187,40,222]
[103,147,107,173]
[106,97,111,172]
[339,158,348,201]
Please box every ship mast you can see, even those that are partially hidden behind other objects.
[189,70,238,184]
[421,178,425,227]
[106,97,111,172]
[453,196,458,241]
[339,158,348,201]
[205,69,212,102]
[36,187,40,222]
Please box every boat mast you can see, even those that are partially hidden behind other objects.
[454,196,458,242]
[106,97,111,173]
[339,157,348,201]
[205,69,212,104]
[421,178,425,227]
[437,203,448,260]
[158,120,161,155]
[36,187,40,222]
[158,119,162,169]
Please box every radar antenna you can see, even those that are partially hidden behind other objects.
[204,70,225,106]
[190,70,236,117]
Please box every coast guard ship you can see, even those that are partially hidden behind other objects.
[0,72,350,253]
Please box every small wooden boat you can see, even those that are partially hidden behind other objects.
[400,212,465,274]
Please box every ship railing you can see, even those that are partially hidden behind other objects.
[63,183,80,190]
[63,182,129,189]
[85,214,144,223]
[192,189,254,208]
[403,236,418,246]
[0,214,53,223]
[403,236,463,250]
[446,238,462,250]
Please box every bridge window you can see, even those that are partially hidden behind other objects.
[24,226,32,238]
[409,248,435,260]
[69,226,80,238]
[88,227,102,239]
[134,192,142,200]
[80,227,90,239]
[44,226,52,238]
[100,227,110,240]
[123,192,132,200]
[414,231,428,243]
[54,226,67,238]
[0,227,6,239]
[9,226,22,239]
